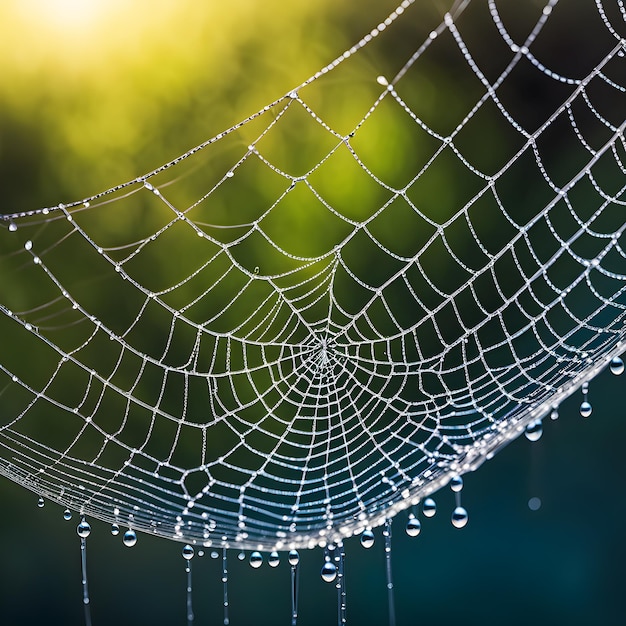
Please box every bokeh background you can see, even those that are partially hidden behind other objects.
[0,0,625,625]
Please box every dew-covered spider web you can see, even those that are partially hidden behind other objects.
[0,0,625,555]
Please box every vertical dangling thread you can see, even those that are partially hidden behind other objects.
[289,550,300,626]
[384,518,396,626]
[186,558,194,625]
[337,542,347,625]
[77,517,92,626]
[222,548,230,626]
[182,544,195,625]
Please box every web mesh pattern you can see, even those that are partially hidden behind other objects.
[0,0,625,550]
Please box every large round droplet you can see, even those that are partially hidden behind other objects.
[111,523,120,536]
[580,401,592,418]
[406,517,421,537]
[268,551,280,568]
[182,545,194,561]
[288,550,300,566]
[423,497,436,518]
[360,529,375,549]
[321,561,337,583]
[77,520,91,538]
[123,529,137,547]
[451,506,469,529]
[525,420,543,442]
[63,509,72,521]
[249,551,263,569]
[610,356,624,376]
[8,221,17,232]
[450,476,463,493]
[37,497,45,508]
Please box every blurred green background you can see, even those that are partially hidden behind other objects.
[0,0,625,624]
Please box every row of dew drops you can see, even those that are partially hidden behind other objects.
[33,356,624,579]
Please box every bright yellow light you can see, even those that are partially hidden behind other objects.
[17,0,118,32]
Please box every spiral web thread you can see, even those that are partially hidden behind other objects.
[0,0,625,551]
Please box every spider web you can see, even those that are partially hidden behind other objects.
[0,0,625,551]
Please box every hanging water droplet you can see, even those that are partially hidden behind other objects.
[111,523,120,536]
[450,476,463,492]
[8,221,17,232]
[268,551,280,567]
[288,549,299,566]
[610,356,624,376]
[423,497,436,518]
[525,420,543,442]
[211,551,219,559]
[37,497,45,508]
[580,401,592,418]
[406,516,421,537]
[123,529,137,547]
[182,545,194,560]
[237,551,246,561]
[249,551,263,569]
[77,519,91,538]
[451,506,469,529]
[360,529,375,548]
[63,509,72,521]
[321,561,337,583]
[550,407,559,420]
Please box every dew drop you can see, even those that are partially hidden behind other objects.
[406,516,421,537]
[111,523,120,536]
[63,509,72,521]
[450,476,463,492]
[77,519,91,538]
[268,551,280,568]
[321,561,337,583]
[182,544,194,560]
[451,506,469,529]
[8,221,17,232]
[376,75,389,86]
[525,420,543,442]
[37,497,45,508]
[360,529,375,548]
[288,550,299,566]
[24,240,33,251]
[249,551,263,569]
[123,529,137,547]
[237,551,246,561]
[610,356,624,376]
[423,497,436,518]
[211,551,219,559]
[550,407,559,421]
[580,401,592,418]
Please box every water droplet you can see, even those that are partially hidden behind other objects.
[237,551,246,561]
[249,551,263,569]
[182,545,194,560]
[211,551,219,559]
[321,561,337,583]
[77,520,91,538]
[451,506,469,529]
[37,497,45,508]
[550,407,559,420]
[123,529,137,547]
[610,356,624,376]
[268,551,280,567]
[8,221,17,232]
[406,517,421,537]
[111,523,120,536]
[288,550,299,566]
[450,476,463,492]
[360,529,375,548]
[376,75,389,86]
[580,401,592,418]
[525,420,543,442]
[24,240,33,251]
[528,497,542,511]
[423,497,436,518]
[63,509,72,521]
